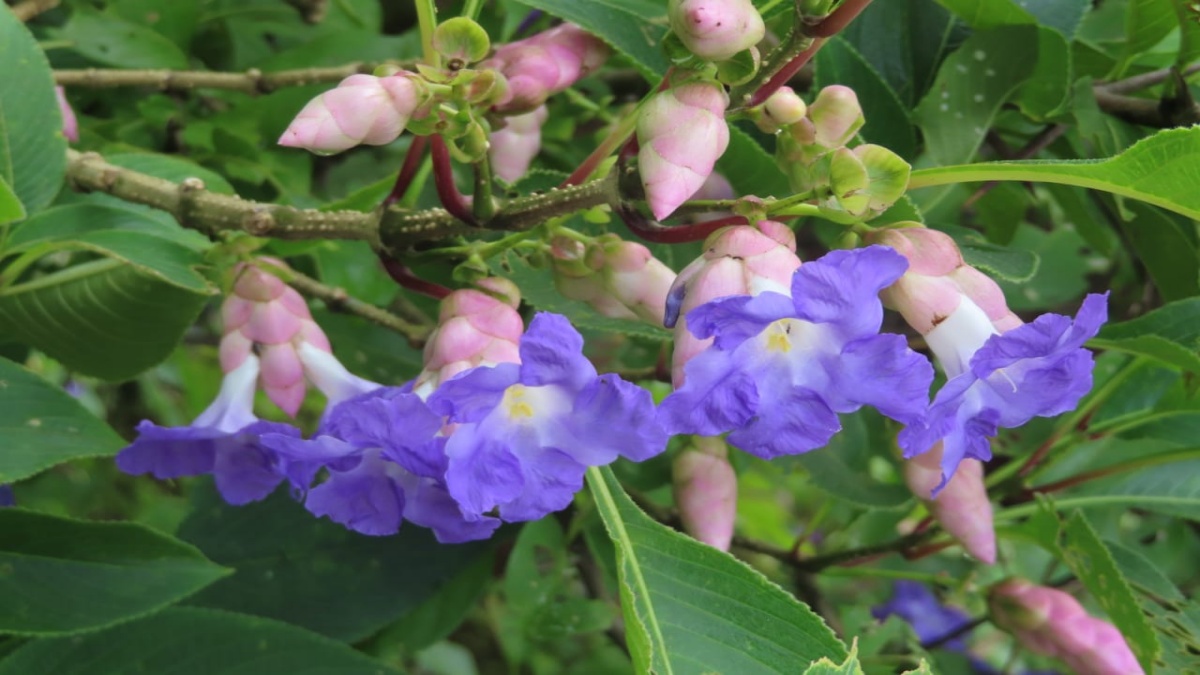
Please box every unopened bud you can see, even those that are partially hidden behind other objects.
[278,73,424,154]
[416,279,524,396]
[757,86,806,132]
[673,437,737,550]
[637,80,730,220]
[489,105,548,183]
[904,443,995,564]
[56,87,79,142]
[485,24,610,114]
[669,0,765,62]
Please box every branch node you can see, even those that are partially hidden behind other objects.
[243,209,276,235]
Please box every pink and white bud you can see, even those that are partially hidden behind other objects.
[799,85,864,150]
[414,278,524,397]
[637,81,731,220]
[756,86,807,133]
[551,235,676,325]
[666,221,800,386]
[669,0,765,62]
[56,87,79,142]
[990,580,1145,675]
[904,442,995,564]
[673,437,738,550]
[486,24,610,114]
[218,258,338,416]
[489,105,548,183]
[278,73,423,155]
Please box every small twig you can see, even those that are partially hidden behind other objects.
[379,257,452,300]
[430,135,479,226]
[382,136,429,208]
[615,203,745,243]
[9,0,58,21]
[54,63,402,95]
[257,261,430,346]
[921,616,988,651]
[1098,62,1200,95]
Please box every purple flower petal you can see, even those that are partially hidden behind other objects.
[497,447,587,522]
[568,374,669,463]
[323,388,446,476]
[116,421,219,479]
[517,313,597,390]
[443,427,527,517]
[401,476,501,543]
[789,245,907,340]
[684,292,795,349]
[832,334,934,424]
[658,349,760,436]
[727,388,841,459]
[873,581,973,652]
[305,450,407,536]
[427,363,520,422]
[212,421,298,505]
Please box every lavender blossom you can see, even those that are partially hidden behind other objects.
[116,355,300,505]
[898,294,1108,494]
[427,313,668,522]
[659,246,933,458]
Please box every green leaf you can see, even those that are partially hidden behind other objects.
[1015,27,1071,120]
[933,0,1035,27]
[1087,459,1200,520]
[0,8,68,215]
[1092,298,1200,374]
[0,357,124,483]
[0,607,400,675]
[1114,0,1178,76]
[586,466,847,674]
[802,640,864,674]
[0,509,230,636]
[909,127,1200,221]
[815,37,917,159]
[1175,2,1200,67]
[176,485,498,642]
[0,260,209,381]
[914,25,1041,165]
[490,253,671,342]
[518,0,669,79]
[1056,511,1160,672]
[783,411,912,509]
[57,8,190,69]
[936,224,1040,282]
[1107,540,1200,673]
[9,205,216,293]
[0,176,25,225]
[1116,201,1200,302]
[719,125,792,200]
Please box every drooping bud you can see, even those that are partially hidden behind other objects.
[669,0,765,62]
[755,86,806,133]
[550,234,676,325]
[637,80,731,220]
[904,442,995,564]
[413,278,524,397]
[673,437,737,550]
[485,24,610,114]
[488,105,548,183]
[55,87,79,142]
[219,258,333,416]
[665,221,800,386]
[278,73,424,154]
[990,579,1145,675]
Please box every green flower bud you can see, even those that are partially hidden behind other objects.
[433,17,491,65]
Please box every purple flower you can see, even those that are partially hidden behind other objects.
[873,581,973,651]
[658,246,934,458]
[0,485,14,507]
[116,355,300,505]
[261,387,499,543]
[899,294,1107,494]
[427,313,668,522]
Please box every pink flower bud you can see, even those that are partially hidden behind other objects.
[758,86,807,132]
[219,258,336,416]
[550,235,676,325]
[990,580,1145,675]
[56,87,79,142]
[666,221,800,385]
[279,73,423,154]
[805,85,865,150]
[416,279,525,396]
[673,437,737,550]
[947,265,1022,332]
[871,227,963,277]
[489,105,548,183]
[486,24,610,114]
[669,0,765,62]
[638,81,731,220]
[904,443,995,563]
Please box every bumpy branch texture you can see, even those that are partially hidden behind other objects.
[54,64,400,94]
[64,150,620,251]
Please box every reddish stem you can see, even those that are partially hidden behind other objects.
[561,71,672,188]
[748,0,875,107]
[383,135,429,208]
[430,135,478,226]
[380,257,451,300]
[616,205,746,243]
[902,540,953,561]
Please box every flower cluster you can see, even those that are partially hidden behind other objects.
[117,266,666,543]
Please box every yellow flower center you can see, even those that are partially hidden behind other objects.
[503,385,536,420]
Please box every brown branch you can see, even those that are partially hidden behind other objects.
[9,0,58,21]
[257,261,430,347]
[282,0,327,23]
[1092,83,1200,128]
[65,149,620,251]
[1098,62,1200,95]
[53,63,406,95]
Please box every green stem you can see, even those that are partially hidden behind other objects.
[817,566,954,586]
[1025,446,1200,496]
[996,494,1200,522]
[473,157,496,221]
[415,0,440,67]
[560,104,643,187]
[461,0,482,21]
